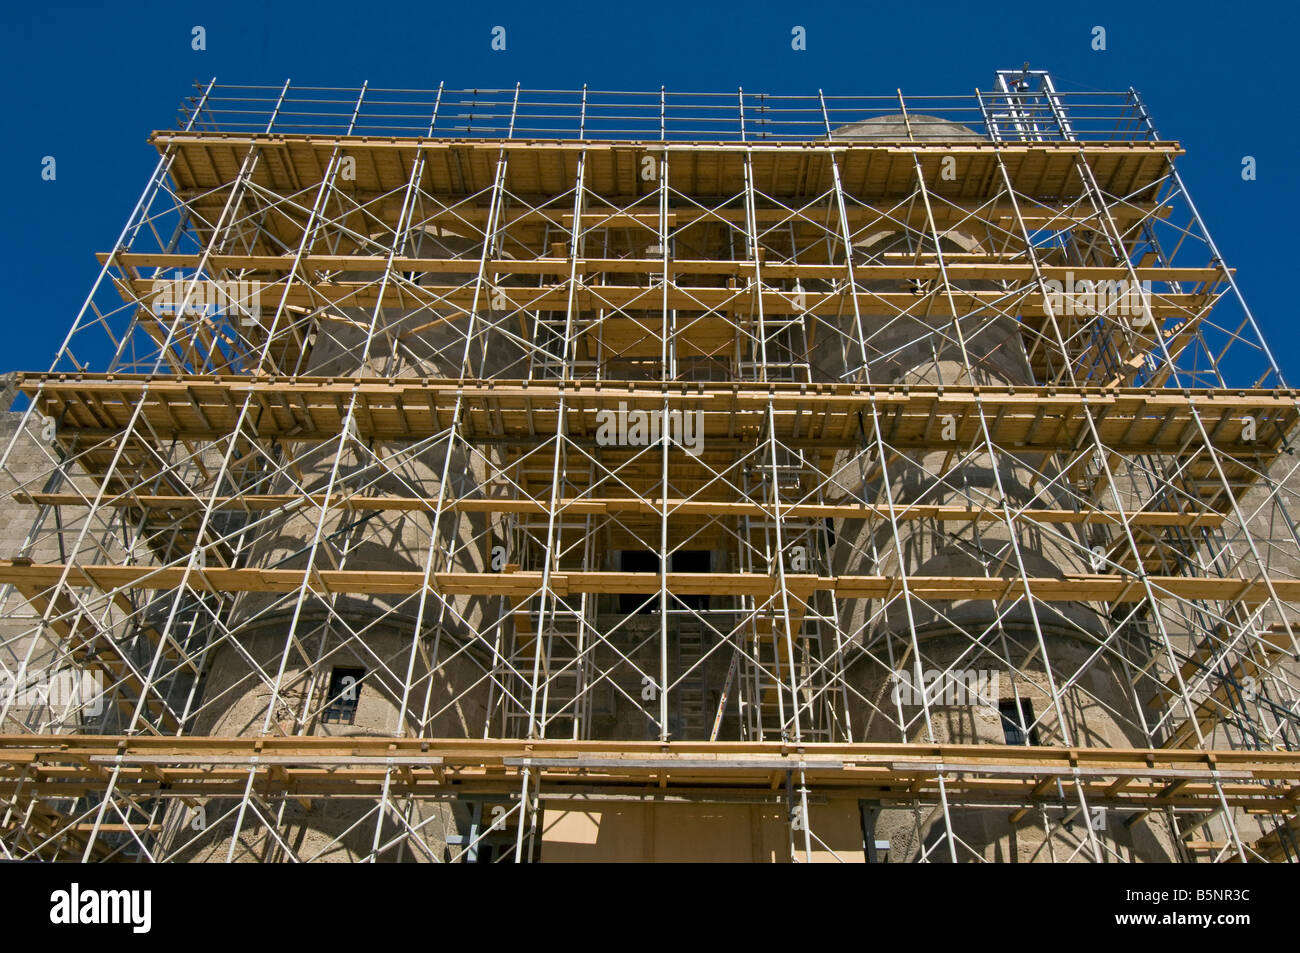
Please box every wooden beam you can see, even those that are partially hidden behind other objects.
[116,275,1211,320]
[18,375,1297,459]
[1,734,1294,815]
[99,251,1222,285]
[1,559,1296,605]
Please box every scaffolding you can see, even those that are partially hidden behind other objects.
[1,71,1299,862]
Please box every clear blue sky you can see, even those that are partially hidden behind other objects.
[3,0,1296,379]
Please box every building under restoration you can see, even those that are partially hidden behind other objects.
[1,71,1299,862]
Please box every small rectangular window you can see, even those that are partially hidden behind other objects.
[999,697,1039,746]
[322,666,365,725]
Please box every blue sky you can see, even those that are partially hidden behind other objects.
[3,0,1296,378]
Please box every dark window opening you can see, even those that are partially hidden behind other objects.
[322,666,365,724]
[999,697,1039,746]
[670,550,711,610]
[619,550,660,614]
[615,550,713,613]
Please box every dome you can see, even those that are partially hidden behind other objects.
[830,113,983,141]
